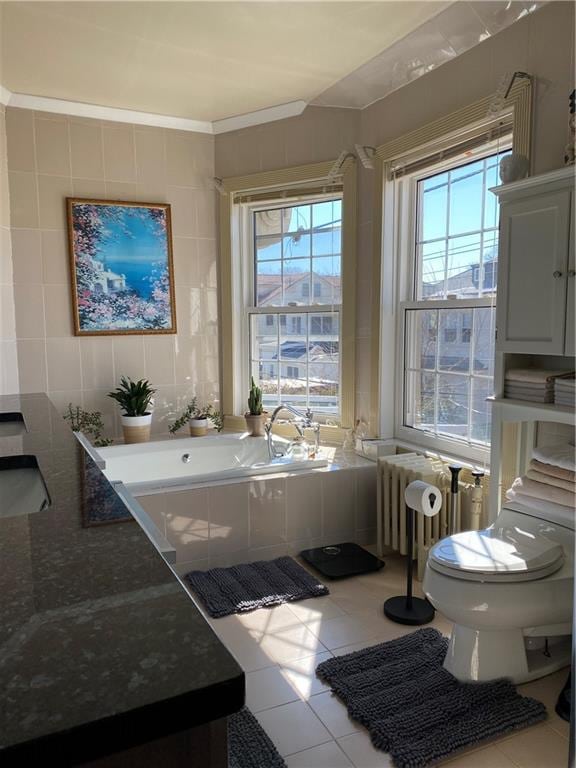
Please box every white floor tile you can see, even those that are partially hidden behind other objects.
[279,650,334,699]
[287,596,346,623]
[255,700,333,757]
[337,731,393,768]
[285,741,354,768]
[245,665,300,713]
[254,622,328,664]
[496,723,570,768]
[308,691,362,738]
[443,745,519,767]
[236,603,303,633]
[307,613,384,651]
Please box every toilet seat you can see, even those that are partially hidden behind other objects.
[429,527,565,583]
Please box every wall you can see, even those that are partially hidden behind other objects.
[215,1,575,431]
[0,104,18,394]
[5,108,219,437]
[137,463,376,575]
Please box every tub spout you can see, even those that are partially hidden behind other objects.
[264,404,320,460]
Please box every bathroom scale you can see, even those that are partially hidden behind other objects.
[299,542,384,580]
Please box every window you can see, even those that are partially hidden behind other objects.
[402,149,509,449]
[250,198,342,415]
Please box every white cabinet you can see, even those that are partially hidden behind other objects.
[565,200,575,356]
[493,168,574,356]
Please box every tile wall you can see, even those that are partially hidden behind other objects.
[0,104,18,394]
[5,108,218,437]
[137,464,377,573]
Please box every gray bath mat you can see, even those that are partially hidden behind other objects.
[185,556,329,618]
[228,707,286,768]
[316,628,547,768]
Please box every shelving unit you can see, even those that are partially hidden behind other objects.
[488,167,575,519]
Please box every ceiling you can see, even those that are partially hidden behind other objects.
[0,1,452,122]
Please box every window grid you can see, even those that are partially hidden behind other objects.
[249,198,342,415]
[404,150,506,447]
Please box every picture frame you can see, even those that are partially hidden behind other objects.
[66,198,177,336]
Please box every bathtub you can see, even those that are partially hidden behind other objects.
[97,433,328,493]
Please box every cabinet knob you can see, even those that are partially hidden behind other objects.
[568,270,576,277]
[553,270,564,278]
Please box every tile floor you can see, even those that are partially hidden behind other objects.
[191,554,571,768]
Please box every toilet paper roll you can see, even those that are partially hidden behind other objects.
[404,480,442,517]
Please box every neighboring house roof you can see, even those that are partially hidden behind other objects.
[257,271,340,304]
[275,340,339,360]
[422,257,497,298]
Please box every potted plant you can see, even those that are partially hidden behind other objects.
[245,377,266,436]
[107,376,156,444]
[63,404,113,447]
[169,397,224,437]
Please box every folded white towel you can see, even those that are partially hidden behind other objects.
[530,459,576,482]
[505,490,576,522]
[509,476,576,507]
[532,443,576,472]
[526,469,576,492]
[505,368,575,384]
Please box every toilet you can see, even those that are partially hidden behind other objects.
[423,502,574,684]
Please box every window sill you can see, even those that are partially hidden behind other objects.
[224,415,348,445]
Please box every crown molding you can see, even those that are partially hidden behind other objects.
[0,83,12,107]
[7,92,214,133]
[1,90,308,134]
[212,100,307,134]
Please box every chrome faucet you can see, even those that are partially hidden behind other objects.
[264,404,320,460]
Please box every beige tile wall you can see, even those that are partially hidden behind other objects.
[5,108,219,437]
[215,2,575,432]
[0,104,19,395]
[137,463,377,573]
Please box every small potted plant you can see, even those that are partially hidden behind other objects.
[245,377,266,436]
[63,404,113,447]
[107,376,156,444]
[169,397,224,437]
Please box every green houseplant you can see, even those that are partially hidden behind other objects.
[107,376,156,444]
[169,397,223,437]
[63,404,113,447]
[245,377,266,437]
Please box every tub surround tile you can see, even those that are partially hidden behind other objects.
[286,472,322,541]
[249,476,286,548]
[209,482,250,555]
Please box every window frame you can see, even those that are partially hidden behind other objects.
[391,141,510,463]
[243,192,343,420]
[219,158,357,433]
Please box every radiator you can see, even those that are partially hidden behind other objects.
[376,452,475,580]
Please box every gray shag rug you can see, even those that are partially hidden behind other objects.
[185,556,329,618]
[316,628,547,768]
[228,707,286,768]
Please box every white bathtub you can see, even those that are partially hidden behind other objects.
[97,433,327,493]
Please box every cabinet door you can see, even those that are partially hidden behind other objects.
[496,189,571,354]
[565,194,575,356]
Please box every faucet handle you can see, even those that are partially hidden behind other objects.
[304,407,314,425]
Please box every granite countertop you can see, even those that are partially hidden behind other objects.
[0,394,244,766]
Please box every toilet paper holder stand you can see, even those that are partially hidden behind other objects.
[383,483,440,626]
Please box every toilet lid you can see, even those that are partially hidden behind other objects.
[429,527,565,583]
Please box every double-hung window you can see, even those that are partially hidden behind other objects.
[399,146,510,454]
[248,197,342,416]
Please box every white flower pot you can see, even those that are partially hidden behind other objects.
[189,417,208,437]
[121,413,152,444]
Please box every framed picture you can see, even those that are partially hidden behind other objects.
[66,198,177,335]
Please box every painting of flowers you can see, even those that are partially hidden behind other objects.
[67,198,176,335]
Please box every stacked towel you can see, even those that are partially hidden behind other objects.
[506,442,576,514]
[504,368,575,403]
[554,375,575,407]
[533,442,576,472]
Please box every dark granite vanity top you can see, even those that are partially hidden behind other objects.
[0,394,244,766]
